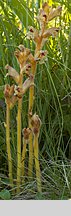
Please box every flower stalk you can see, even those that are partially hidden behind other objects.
[6,103,13,186]
[28,85,34,177]
[21,137,27,181]
[21,128,31,182]
[31,114,42,192]
[33,133,41,193]
[4,85,14,187]
[17,97,22,192]
[14,45,31,192]
[27,2,62,178]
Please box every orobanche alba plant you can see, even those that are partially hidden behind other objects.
[4,2,62,193]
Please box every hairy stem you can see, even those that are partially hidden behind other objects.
[6,103,13,186]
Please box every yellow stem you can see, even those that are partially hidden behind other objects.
[6,103,13,186]
[17,98,22,193]
[21,138,27,182]
[28,33,43,179]
[28,86,34,177]
[28,132,33,177]
[29,86,34,112]
[34,134,42,193]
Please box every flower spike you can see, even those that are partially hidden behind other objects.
[37,2,62,26]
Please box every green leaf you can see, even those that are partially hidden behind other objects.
[0,189,11,200]
[6,0,34,26]
[35,192,45,200]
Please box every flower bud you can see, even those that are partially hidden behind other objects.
[4,84,14,98]
[31,113,41,135]
[4,84,16,107]
[22,128,32,140]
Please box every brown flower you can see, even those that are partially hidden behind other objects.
[22,128,32,140]
[31,113,41,135]
[37,2,62,26]
[14,74,34,98]
[20,63,32,76]
[4,84,17,108]
[5,65,19,84]
[4,84,14,98]
[43,27,60,38]
[14,44,30,68]
[27,26,39,43]
[35,50,47,62]
[48,6,62,22]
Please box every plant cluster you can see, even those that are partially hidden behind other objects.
[4,2,62,194]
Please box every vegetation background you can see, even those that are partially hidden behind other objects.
[0,0,71,200]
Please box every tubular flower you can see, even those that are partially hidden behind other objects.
[28,53,36,74]
[5,65,20,84]
[27,26,44,52]
[35,50,48,63]
[4,84,14,98]
[14,74,34,98]
[27,26,39,42]
[27,3,62,54]
[47,6,62,22]
[37,2,62,26]
[37,8,47,25]
[20,63,32,76]
[14,45,30,68]
[4,84,17,108]
[43,27,60,38]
